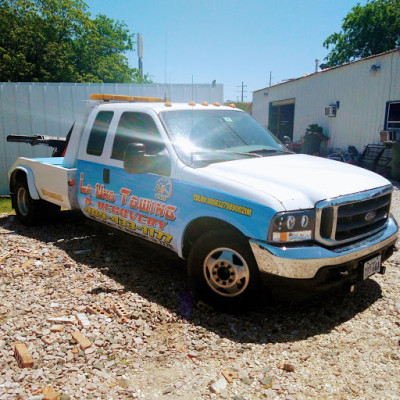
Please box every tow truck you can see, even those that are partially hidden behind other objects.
[7,94,398,308]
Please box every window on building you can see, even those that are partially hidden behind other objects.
[111,112,162,161]
[86,111,114,156]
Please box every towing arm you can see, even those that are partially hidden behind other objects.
[7,123,74,156]
[7,134,66,150]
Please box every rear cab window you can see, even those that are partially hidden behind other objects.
[86,111,114,156]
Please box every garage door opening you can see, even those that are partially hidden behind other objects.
[268,98,295,142]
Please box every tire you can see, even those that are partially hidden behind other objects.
[188,229,261,309]
[13,179,60,225]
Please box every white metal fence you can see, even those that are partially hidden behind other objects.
[0,82,223,195]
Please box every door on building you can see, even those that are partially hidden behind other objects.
[268,99,295,141]
[386,101,400,141]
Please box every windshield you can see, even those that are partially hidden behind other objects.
[159,109,289,166]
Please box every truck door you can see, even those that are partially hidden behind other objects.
[77,109,175,250]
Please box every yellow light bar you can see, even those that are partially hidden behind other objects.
[132,96,164,103]
[228,103,236,108]
[90,94,164,103]
[90,94,133,101]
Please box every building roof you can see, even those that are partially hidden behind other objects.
[254,48,400,93]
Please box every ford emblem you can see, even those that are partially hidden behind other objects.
[364,211,376,221]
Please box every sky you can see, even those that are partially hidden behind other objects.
[84,0,368,102]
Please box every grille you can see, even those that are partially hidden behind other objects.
[315,186,392,246]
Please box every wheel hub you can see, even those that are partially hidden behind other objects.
[17,186,29,217]
[204,247,250,297]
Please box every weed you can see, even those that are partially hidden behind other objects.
[0,197,13,214]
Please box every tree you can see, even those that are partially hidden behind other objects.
[323,0,400,66]
[0,0,152,83]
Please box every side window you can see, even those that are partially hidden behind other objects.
[111,112,162,161]
[86,111,114,156]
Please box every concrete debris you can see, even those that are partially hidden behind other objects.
[210,377,228,394]
[75,313,90,329]
[1,189,400,399]
[46,316,76,325]
[49,325,65,333]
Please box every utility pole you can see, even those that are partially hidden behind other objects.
[137,33,143,79]
[269,71,272,87]
[236,82,247,102]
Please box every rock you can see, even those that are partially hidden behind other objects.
[118,379,129,388]
[261,376,273,388]
[42,386,60,400]
[240,376,252,385]
[210,377,228,394]
[162,386,175,395]
[282,363,295,372]
[93,362,103,370]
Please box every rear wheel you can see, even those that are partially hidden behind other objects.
[188,229,261,309]
[13,179,60,225]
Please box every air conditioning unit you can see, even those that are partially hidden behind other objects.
[325,105,337,117]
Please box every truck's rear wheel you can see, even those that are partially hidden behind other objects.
[188,229,261,309]
[13,179,59,225]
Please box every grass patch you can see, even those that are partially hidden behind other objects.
[0,197,13,214]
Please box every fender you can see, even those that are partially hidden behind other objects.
[11,166,40,200]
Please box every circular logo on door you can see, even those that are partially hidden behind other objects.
[155,178,172,201]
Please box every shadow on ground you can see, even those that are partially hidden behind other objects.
[1,211,382,345]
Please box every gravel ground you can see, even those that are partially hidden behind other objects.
[1,186,400,400]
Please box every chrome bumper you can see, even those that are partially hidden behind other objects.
[250,216,398,279]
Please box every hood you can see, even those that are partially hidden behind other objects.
[202,154,390,210]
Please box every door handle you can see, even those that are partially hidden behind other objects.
[103,168,110,184]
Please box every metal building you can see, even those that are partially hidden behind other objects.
[252,49,400,152]
[0,82,223,195]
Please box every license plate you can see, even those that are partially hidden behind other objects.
[363,255,381,280]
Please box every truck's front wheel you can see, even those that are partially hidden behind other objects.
[188,230,261,309]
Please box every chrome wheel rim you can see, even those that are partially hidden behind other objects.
[203,247,250,297]
[17,186,29,216]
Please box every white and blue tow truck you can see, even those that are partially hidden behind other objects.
[7,94,399,307]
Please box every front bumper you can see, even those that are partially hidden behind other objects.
[249,216,398,280]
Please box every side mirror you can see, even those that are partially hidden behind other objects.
[123,142,171,176]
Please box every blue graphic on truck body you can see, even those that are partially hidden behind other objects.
[77,159,274,256]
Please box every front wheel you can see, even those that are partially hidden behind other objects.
[188,229,261,309]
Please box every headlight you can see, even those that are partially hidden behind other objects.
[268,209,315,243]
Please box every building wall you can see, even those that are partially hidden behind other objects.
[0,82,223,195]
[253,50,400,152]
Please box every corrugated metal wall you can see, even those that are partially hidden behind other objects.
[253,50,400,152]
[0,82,223,195]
